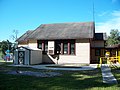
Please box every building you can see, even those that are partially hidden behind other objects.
[15,22,107,65]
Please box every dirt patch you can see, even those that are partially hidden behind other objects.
[7,71,62,77]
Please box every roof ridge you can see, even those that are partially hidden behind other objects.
[41,21,94,25]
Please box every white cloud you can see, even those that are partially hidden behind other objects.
[95,10,120,35]
[111,10,120,17]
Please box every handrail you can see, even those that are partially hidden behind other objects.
[99,57,119,65]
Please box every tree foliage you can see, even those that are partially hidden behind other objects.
[0,40,13,55]
[106,29,120,46]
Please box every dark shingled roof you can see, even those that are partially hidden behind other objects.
[16,30,34,42]
[27,22,95,40]
[94,33,107,40]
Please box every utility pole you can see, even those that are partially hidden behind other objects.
[92,0,95,22]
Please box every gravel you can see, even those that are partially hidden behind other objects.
[7,71,62,77]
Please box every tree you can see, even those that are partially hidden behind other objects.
[10,30,19,49]
[11,30,18,41]
[106,29,120,46]
[0,40,13,55]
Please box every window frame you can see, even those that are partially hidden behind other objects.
[37,40,48,53]
[95,49,101,56]
[61,40,75,55]
[63,41,68,55]
[37,40,75,55]
[70,40,75,55]
[37,40,42,49]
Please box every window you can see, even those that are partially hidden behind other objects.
[61,40,75,55]
[70,41,75,54]
[38,40,75,55]
[95,49,100,56]
[37,41,42,49]
[63,42,68,54]
[37,40,48,53]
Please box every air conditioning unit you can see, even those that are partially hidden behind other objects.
[48,41,55,55]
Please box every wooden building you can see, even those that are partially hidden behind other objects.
[15,22,107,65]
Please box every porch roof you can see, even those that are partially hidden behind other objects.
[106,44,120,49]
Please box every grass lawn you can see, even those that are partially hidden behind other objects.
[0,59,5,63]
[111,68,120,84]
[0,62,120,90]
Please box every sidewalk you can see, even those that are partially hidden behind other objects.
[101,64,118,84]
[10,64,97,71]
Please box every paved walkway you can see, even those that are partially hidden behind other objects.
[31,64,97,71]
[101,64,118,84]
[10,64,97,71]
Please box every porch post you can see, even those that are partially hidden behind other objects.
[42,42,44,51]
[61,43,63,54]
[116,49,118,57]
[68,42,70,55]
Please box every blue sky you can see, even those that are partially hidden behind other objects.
[0,0,120,42]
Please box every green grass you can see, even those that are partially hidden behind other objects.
[0,62,120,90]
[0,59,5,63]
[111,68,120,84]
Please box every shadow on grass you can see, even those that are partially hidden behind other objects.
[0,62,120,90]
[0,69,119,90]
[36,69,118,90]
[111,68,120,88]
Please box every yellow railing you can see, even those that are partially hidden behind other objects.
[117,56,120,63]
[99,57,119,65]
[99,57,107,64]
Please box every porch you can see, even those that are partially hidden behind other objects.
[99,44,120,64]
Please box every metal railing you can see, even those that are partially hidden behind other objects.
[99,57,119,64]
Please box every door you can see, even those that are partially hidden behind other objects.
[18,51,25,64]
